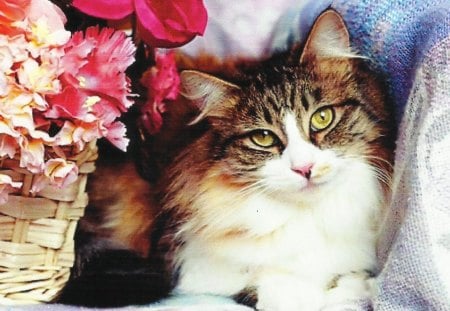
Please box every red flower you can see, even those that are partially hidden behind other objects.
[72,0,207,48]
[140,50,180,134]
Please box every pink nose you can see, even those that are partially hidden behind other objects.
[291,164,313,179]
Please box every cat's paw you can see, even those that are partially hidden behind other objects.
[256,275,325,311]
[325,271,375,306]
[256,288,324,311]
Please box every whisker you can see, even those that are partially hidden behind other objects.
[341,154,393,187]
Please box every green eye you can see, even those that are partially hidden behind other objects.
[250,130,278,148]
[310,107,334,132]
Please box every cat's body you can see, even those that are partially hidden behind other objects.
[159,151,382,310]
[149,11,394,310]
[62,10,395,310]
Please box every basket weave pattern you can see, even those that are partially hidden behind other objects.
[0,141,97,304]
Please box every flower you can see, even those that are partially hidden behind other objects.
[72,0,133,20]
[17,58,61,94]
[19,137,46,173]
[25,0,71,50]
[44,158,78,188]
[0,0,30,36]
[45,26,136,151]
[0,174,22,204]
[30,158,79,193]
[72,0,208,48]
[140,50,180,134]
[0,135,17,159]
[0,0,136,204]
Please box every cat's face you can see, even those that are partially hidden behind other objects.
[207,66,389,202]
[180,11,393,204]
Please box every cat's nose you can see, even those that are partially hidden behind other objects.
[291,164,313,179]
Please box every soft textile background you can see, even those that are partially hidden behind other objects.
[333,1,450,309]
[14,0,449,309]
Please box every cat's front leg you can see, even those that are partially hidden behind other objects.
[256,272,326,311]
[325,271,375,306]
[174,255,251,298]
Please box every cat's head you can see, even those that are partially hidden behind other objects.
[179,10,394,204]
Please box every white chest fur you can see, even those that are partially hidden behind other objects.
[174,159,383,310]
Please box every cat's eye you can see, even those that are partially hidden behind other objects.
[310,107,335,132]
[249,130,278,148]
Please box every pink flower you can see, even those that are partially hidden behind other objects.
[72,0,208,48]
[45,26,136,150]
[141,51,180,102]
[0,0,137,206]
[105,121,129,151]
[0,174,22,204]
[140,50,180,134]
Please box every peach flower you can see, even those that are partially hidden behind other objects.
[0,174,22,204]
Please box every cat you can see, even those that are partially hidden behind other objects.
[61,9,395,310]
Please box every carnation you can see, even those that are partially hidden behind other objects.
[0,0,136,203]
[139,50,180,134]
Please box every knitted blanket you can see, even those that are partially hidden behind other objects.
[339,1,450,309]
[13,0,449,309]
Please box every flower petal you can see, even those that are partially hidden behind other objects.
[105,121,129,151]
[45,82,89,120]
[24,0,71,49]
[0,0,30,35]
[135,0,207,48]
[139,51,179,134]
[140,50,180,102]
[44,158,78,188]
[19,138,45,173]
[0,173,22,204]
[72,0,134,20]
[0,135,18,158]
[140,101,164,135]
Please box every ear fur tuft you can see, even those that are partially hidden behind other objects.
[300,9,366,62]
[180,70,240,124]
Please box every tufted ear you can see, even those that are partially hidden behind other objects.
[180,70,240,124]
[300,9,361,62]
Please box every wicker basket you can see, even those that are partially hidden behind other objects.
[0,140,98,304]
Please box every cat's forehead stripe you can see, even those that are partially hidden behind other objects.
[300,89,321,112]
[262,105,273,125]
[300,94,309,110]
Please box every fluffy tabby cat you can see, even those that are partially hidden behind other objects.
[61,10,395,310]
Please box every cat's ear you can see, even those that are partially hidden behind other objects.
[300,9,359,62]
[180,70,240,124]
